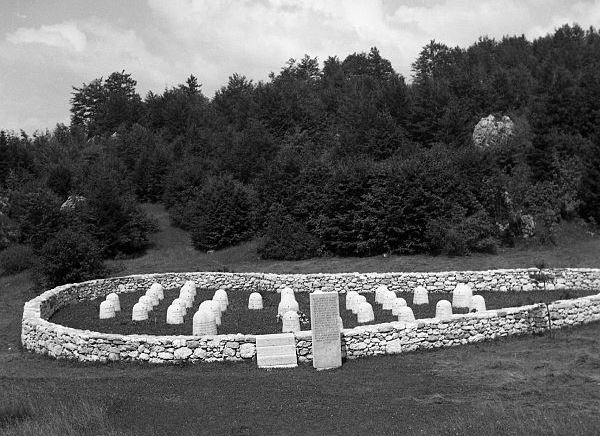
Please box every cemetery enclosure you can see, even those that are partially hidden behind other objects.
[21,269,600,364]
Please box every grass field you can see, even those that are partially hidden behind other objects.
[1,204,600,435]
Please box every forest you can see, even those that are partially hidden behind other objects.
[1,24,600,286]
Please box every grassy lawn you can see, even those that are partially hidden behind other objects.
[1,203,599,435]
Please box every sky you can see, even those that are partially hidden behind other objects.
[1,0,600,133]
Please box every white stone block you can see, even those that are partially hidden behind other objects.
[248,292,264,309]
[282,311,301,333]
[183,280,197,297]
[132,302,148,321]
[397,306,415,323]
[351,295,367,314]
[149,283,164,300]
[145,290,159,307]
[193,309,217,336]
[138,295,154,312]
[213,289,228,311]
[106,293,120,312]
[413,286,429,305]
[280,287,295,299]
[375,285,389,304]
[391,298,407,315]
[345,290,359,311]
[382,291,396,310]
[99,300,115,319]
[357,302,375,323]
[470,295,486,312]
[452,283,473,309]
[435,300,452,320]
[166,304,184,324]
[199,300,221,325]
[278,297,299,316]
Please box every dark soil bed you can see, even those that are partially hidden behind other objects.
[49,287,597,336]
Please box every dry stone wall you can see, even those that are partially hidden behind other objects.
[21,269,600,364]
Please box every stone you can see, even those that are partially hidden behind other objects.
[106,293,120,312]
[351,295,367,315]
[397,306,415,323]
[214,289,229,309]
[99,300,116,319]
[278,297,299,316]
[413,286,429,305]
[280,287,295,300]
[357,302,375,324]
[338,316,344,331]
[310,291,342,370]
[375,285,389,304]
[248,292,264,309]
[391,298,407,315]
[132,302,148,321]
[240,343,256,359]
[193,309,217,336]
[256,333,297,368]
[174,347,192,360]
[179,288,194,308]
[282,311,301,333]
[182,281,197,297]
[470,295,486,312]
[345,291,359,311]
[60,195,86,211]
[166,304,184,325]
[172,298,187,315]
[435,300,453,320]
[145,290,159,307]
[149,283,164,300]
[382,291,397,310]
[452,283,473,309]
[138,295,154,312]
[199,300,221,326]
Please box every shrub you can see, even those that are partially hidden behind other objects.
[0,244,35,275]
[189,175,254,251]
[258,204,320,260]
[36,229,108,287]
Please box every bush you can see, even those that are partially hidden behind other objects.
[36,229,108,287]
[426,209,499,256]
[258,204,320,260]
[0,244,35,275]
[189,175,254,251]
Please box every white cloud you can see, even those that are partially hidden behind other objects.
[7,22,87,52]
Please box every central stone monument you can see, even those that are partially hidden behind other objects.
[310,291,342,370]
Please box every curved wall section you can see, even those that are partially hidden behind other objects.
[21,269,600,364]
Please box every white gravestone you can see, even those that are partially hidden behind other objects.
[138,296,154,312]
[351,295,366,315]
[106,293,120,312]
[345,291,359,311]
[382,291,397,310]
[278,297,299,316]
[193,309,217,336]
[310,291,342,370]
[357,302,375,323]
[149,283,164,300]
[452,283,473,309]
[397,306,415,323]
[435,300,453,320]
[282,311,301,333]
[248,292,264,309]
[131,302,148,321]
[213,291,228,312]
[183,281,196,297]
[280,287,295,300]
[172,298,187,315]
[375,285,389,304]
[166,304,184,325]
[470,295,486,312]
[145,290,159,307]
[391,298,407,315]
[199,300,221,326]
[413,286,429,305]
[256,333,297,368]
[99,300,115,319]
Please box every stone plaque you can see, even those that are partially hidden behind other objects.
[310,292,342,369]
